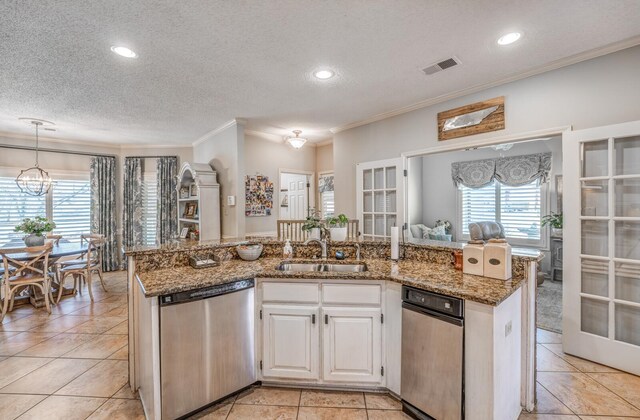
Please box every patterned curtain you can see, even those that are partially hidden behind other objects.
[123,157,144,248]
[452,153,551,188]
[90,156,118,271]
[156,157,178,244]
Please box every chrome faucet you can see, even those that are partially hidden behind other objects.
[304,237,328,260]
[354,243,361,261]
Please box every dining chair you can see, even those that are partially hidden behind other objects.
[46,233,63,245]
[55,234,106,303]
[0,242,54,321]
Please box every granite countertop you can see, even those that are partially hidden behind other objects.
[136,258,524,306]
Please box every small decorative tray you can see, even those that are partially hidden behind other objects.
[189,254,220,269]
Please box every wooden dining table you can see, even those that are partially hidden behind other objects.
[0,240,89,308]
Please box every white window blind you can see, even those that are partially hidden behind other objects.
[459,181,544,246]
[0,177,46,244]
[321,191,335,218]
[141,176,157,246]
[0,175,90,245]
[52,179,91,242]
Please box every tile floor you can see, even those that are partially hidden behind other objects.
[1,271,639,419]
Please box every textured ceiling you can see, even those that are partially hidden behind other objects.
[1,0,640,146]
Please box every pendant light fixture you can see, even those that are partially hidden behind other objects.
[16,120,53,196]
[287,130,307,149]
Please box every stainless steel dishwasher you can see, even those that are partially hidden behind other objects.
[159,279,256,419]
[401,286,464,420]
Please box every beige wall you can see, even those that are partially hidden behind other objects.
[244,135,317,235]
[334,45,640,216]
[315,143,333,173]
[193,122,246,238]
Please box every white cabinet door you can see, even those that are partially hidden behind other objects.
[262,304,319,380]
[322,307,382,383]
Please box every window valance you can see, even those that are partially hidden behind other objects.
[451,152,551,188]
[319,174,334,193]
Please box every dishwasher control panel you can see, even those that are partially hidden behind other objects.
[402,286,463,318]
[159,278,255,306]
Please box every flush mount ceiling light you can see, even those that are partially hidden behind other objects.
[313,69,335,80]
[110,46,138,58]
[497,32,521,46]
[15,119,54,196]
[286,130,307,149]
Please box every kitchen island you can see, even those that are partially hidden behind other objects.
[126,239,542,420]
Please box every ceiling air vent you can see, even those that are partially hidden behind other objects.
[422,57,460,75]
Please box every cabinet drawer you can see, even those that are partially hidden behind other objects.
[262,282,319,303]
[322,283,381,305]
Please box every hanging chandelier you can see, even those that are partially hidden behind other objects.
[286,130,307,149]
[16,120,53,196]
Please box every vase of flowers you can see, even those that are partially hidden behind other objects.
[302,210,324,240]
[14,216,56,247]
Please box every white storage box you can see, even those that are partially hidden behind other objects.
[483,239,512,280]
[463,244,484,276]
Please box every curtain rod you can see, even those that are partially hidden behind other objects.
[0,143,117,158]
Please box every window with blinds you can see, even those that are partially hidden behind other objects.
[141,176,158,246]
[321,191,335,218]
[459,181,545,246]
[0,175,90,244]
[0,177,46,244]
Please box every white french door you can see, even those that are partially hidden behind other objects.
[356,158,404,241]
[563,120,640,375]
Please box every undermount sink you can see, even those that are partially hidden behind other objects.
[276,262,368,273]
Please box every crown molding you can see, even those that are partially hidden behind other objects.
[119,143,192,149]
[0,130,122,149]
[330,35,640,134]
[315,138,333,147]
[192,118,247,147]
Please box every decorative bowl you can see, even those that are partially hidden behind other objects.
[236,244,264,261]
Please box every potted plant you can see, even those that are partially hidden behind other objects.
[326,214,349,241]
[542,212,563,237]
[14,216,56,246]
[302,209,323,240]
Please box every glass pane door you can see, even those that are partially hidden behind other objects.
[579,136,640,345]
[357,160,402,242]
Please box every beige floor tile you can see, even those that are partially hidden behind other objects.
[0,356,52,388]
[364,393,401,410]
[62,333,127,359]
[226,404,297,420]
[537,345,579,372]
[103,306,128,317]
[1,358,98,394]
[55,359,128,398]
[300,390,365,408]
[0,314,61,332]
[108,344,128,360]
[537,329,563,344]
[588,372,640,409]
[579,416,640,419]
[533,382,573,414]
[18,333,95,357]
[64,316,126,334]
[68,303,124,316]
[0,331,21,340]
[0,331,58,356]
[87,398,145,419]
[29,315,92,333]
[367,409,413,420]
[97,295,128,304]
[235,386,301,406]
[17,395,106,420]
[0,394,47,419]
[188,400,233,419]
[104,320,128,335]
[298,406,367,419]
[542,344,619,373]
[112,384,139,400]
[518,415,578,419]
[537,372,640,416]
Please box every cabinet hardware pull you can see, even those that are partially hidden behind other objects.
[324,314,328,324]
[312,314,316,324]
[381,313,384,324]
[381,366,384,376]
[259,309,262,320]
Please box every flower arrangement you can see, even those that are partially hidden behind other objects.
[325,214,348,228]
[14,216,56,237]
[541,212,563,229]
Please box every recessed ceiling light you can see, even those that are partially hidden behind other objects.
[110,46,138,58]
[314,69,335,80]
[497,32,521,46]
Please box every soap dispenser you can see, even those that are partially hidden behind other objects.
[283,239,293,260]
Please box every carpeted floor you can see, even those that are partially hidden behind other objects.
[537,279,563,333]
